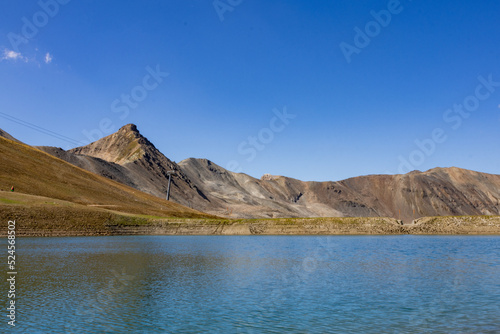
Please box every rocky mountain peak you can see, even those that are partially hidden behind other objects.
[69,124,155,164]
[119,123,139,134]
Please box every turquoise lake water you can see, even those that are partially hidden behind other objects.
[3,236,500,333]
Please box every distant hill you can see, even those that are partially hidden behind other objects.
[36,124,500,222]
[0,134,213,219]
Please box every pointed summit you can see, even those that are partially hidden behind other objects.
[70,123,155,164]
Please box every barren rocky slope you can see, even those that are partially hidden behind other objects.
[332,168,500,223]
[178,158,344,218]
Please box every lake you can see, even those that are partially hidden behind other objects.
[4,236,500,333]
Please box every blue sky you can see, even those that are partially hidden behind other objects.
[0,0,499,181]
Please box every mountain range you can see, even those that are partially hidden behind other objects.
[4,124,500,222]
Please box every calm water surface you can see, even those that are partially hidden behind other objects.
[3,236,500,333]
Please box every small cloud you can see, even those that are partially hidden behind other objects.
[1,49,27,62]
[44,52,53,64]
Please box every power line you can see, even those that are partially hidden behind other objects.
[0,111,81,146]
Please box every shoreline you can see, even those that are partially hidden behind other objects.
[2,215,500,237]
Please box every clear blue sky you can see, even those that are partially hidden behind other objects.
[1,0,499,181]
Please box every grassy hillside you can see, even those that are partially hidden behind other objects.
[0,136,214,218]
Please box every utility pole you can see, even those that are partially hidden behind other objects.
[166,171,176,201]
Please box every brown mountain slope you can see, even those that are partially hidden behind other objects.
[0,135,213,218]
[298,168,500,222]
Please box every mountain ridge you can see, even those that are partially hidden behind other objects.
[30,124,500,222]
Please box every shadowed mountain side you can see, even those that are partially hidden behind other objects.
[0,135,213,218]
[37,146,139,188]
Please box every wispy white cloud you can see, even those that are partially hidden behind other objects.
[44,52,53,64]
[1,49,28,62]
[1,49,55,66]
